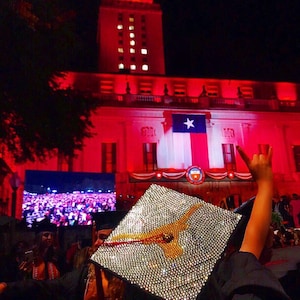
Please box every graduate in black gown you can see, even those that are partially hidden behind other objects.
[197,146,289,300]
[0,211,127,300]
[124,146,290,300]
[0,146,290,300]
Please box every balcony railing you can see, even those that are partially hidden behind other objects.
[92,93,300,112]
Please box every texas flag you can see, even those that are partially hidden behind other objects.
[172,114,206,133]
[172,114,209,169]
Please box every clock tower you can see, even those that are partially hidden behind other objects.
[97,0,165,75]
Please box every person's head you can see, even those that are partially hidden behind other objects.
[33,218,57,249]
[40,231,55,247]
[280,195,289,203]
[94,228,113,249]
[92,211,128,251]
[11,240,29,262]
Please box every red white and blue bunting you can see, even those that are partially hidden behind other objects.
[130,169,252,183]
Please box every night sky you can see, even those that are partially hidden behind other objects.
[70,0,300,82]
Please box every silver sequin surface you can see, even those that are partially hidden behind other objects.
[91,184,242,300]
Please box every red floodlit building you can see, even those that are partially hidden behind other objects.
[2,0,300,219]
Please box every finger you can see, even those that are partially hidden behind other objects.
[236,145,251,166]
[267,146,273,162]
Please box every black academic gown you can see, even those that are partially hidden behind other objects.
[0,265,88,300]
[1,252,290,300]
[124,252,290,300]
[198,251,290,300]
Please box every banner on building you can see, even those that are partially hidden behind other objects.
[172,114,208,169]
[172,114,206,133]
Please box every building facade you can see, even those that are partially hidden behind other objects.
[52,71,300,203]
[2,0,300,219]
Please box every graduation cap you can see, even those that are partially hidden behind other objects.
[233,196,255,219]
[91,184,243,300]
[32,218,57,234]
[92,211,128,231]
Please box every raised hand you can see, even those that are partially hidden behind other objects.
[236,145,274,259]
[236,145,273,184]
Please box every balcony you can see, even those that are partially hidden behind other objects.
[92,93,300,112]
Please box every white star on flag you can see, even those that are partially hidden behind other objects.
[183,118,195,129]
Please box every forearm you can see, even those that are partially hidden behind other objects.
[240,180,273,259]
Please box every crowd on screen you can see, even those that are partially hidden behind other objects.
[22,191,116,227]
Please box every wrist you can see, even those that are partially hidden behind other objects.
[256,179,273,189]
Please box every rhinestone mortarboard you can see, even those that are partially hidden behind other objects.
[91,184,243,300]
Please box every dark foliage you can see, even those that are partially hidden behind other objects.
[0,0,98,163]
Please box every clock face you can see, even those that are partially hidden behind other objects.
[186,166,205,184]
[91,184,242,300]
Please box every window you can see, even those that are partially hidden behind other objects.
[293,145,300,172]
[207,85,219,97]
[129,25,134,30]
[100,80,114,94]
[118,63,124,69]
[240,86,254,98]
[57,152,73,172]
[142,64,149,71]
[173,83,186,96]
[130,48,135,53]
[130,33,135,38]
[130,64,136,70]
[222,144,236,171]
[118,48,124,53]
[139,81,152,95]
[130,40,135,46]
[102,143,116,173]
[143,143,157,171]
[117,24,123,30]
[141,48,148,55]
